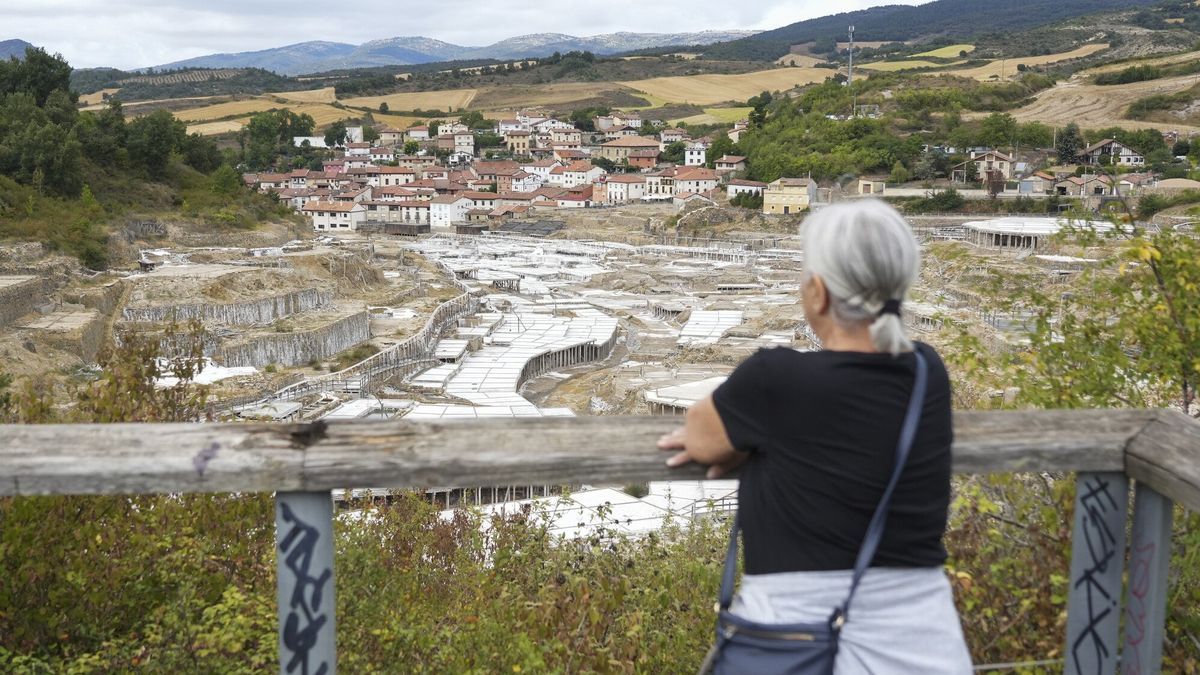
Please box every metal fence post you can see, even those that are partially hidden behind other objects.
[1065,472,1129,675]
[1120,483,1174,675]
[276,491,337,675]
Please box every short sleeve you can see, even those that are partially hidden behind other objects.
[711,349,773,453]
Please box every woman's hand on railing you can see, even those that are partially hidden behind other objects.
[658,426,747,479]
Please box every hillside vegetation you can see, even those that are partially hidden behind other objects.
[701,0,1159,61]
[1,48,295,267]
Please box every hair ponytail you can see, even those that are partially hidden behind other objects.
[802,199,921,357]
[869,312,912,356]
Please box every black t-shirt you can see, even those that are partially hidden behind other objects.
[711,342,953,575]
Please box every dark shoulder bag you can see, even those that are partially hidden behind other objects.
[699,350,929,675]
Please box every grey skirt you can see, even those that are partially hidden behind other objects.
[729,566,973,675]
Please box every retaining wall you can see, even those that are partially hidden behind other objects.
[217,311,371,368]
[0,276,45,329]
[122,288,333,326]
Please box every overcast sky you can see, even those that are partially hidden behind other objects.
[2,0,927,70]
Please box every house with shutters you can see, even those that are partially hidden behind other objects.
[303,201,367,231]
[762,177,818,215]
[1081,139,1145,167]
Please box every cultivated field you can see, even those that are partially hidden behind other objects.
[775,54,823,67]
[79,88,120,105]
[186,119,250,135]
[912,44,974,58]
[269,87,337,103]
[860,59,967,72]
[948,43,1111,80]
[619,67,830,106]
[174,99,284,121]
[340,89,477,112]
[1082,49,1200,76]
[470,82,638,110]
[671,107,753,125]
[983,71,1200,132]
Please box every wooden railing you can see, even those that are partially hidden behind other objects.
[3,408,1198,674]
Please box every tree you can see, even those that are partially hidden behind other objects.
[662,141,686,164]
[592,157,617,172]
[979,113,1017,150]
[403,140,419,155]
[1056,123,1084,163]
[210,164,242,196]
[126,110,185,179]
[362,125,380,143]
[324,121,348,148]
[182,134,221,173]
[889,160,910,184]
[379,102,389,113]
[0,47,73,106]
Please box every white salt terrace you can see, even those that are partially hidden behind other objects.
[644,376,729,413]
[467,481,739,540]
[677,310,744,346]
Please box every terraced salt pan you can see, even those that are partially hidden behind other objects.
[677,310,743,346]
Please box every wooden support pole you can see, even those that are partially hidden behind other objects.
[1120,483,1173,675]
[276,491,337,675]
[1065,472,1129,675]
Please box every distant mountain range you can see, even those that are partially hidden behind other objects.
[150,31,757,75]
[0,39,35,60]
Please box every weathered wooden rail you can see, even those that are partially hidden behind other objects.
[2,408,1198,674]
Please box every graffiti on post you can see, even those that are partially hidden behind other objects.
[279,502,332,675]
[1122,542,1155,675]
[1070,474,1122,674]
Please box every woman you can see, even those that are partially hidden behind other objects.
[659,199,972,673]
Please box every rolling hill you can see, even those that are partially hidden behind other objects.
[701,0,1164,60]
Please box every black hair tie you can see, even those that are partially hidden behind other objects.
[878,299,902,317]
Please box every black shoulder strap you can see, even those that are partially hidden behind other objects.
[718,350,930,617]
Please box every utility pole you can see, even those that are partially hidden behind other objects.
[848,25,856,118]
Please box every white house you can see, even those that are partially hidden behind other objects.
[521,159,562,182]
[533,118,575,133]
[441,122,470,135]
[369,147,395,163]
[303,201,367,232]
[510,171,544,192]
[454,132,475,156]
[497,119,527,134]
[562,161,605,188]
[377,166,416,186]
[345,142,371,157]
[1082,139,1146,167]
[405,125,430,141]
[684,142,707,167]
[673,167,719,196]
[727,178,767,198]
[429,195,472,227]
[599,174,646,204]
[293,136,328,148]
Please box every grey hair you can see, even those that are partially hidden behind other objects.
[801,199,921,356]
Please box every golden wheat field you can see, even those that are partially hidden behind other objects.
[186,119,251,136]
[268,87,337,103]
[911,44,975,59]
[672,107,754,125]
[860,59,967,72]
[620,68,830,106]
[78,88,120,106]
[174,99,284,121]
[949,43,1111,80]
[339,89,477,112]
[775,54,823,67]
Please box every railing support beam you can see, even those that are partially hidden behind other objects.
[1065,472,1129,675]
[276,491,337,675]
[1120,483,1174,675]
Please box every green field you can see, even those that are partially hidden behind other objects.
[912,44,975,59]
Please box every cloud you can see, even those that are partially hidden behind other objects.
[2,0,923,70]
